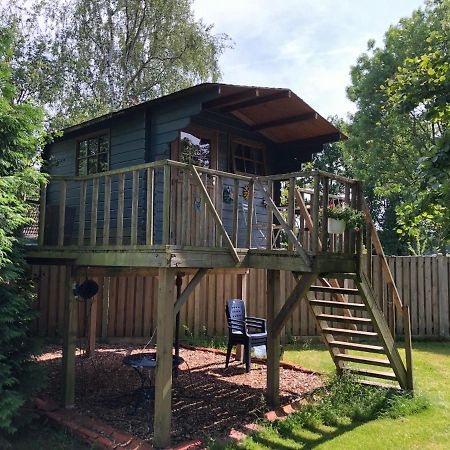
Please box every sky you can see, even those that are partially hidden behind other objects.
[193,0,426,119]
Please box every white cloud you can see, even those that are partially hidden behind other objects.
[194,0,425,118]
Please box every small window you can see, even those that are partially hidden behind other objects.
[77,133,110,175]
[179,131,211,168]
[232,139,266,175]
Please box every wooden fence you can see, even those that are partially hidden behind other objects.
[32,256,450,340]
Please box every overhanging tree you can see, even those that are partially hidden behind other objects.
[346,0,449,254]
[1,0,231,127]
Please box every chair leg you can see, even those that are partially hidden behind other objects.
[244,343,251,373]
[225,340,233,368]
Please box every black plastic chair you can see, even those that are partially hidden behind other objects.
[225,299,267,373]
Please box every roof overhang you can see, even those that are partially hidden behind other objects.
[202,84,346,145]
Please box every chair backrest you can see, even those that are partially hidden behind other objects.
[226,299,245,333]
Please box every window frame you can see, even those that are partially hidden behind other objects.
[75,130,111,176]
[231,137,267,176]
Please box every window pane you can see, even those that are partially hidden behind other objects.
[98,152,108,172]
[87,138,97,156]
[79,141,88,158]
[99,136,109,154]
[78,158,87,175]
[88,156,97,174]
[180,132,210,168]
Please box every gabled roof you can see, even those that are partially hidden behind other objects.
[61,83,346,145]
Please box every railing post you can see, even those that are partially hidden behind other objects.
[130,170,139,245]
[162,163,171,245]
[116,173,125,245]
[320,176,329,252]
[246,179,254,249]
[288,177,295,251]
[78,180,87,246]
[103,175,111,245]
[403,304,414,392]
[38,181,47,246]
[344,183,350,253]
[311,172,320,254]
[266,180,273,250]
[90,178,99,245]
[232,178,239,246]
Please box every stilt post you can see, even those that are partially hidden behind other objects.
[266,269,281,406]
[62,263,77,408]
[153,268,176,448]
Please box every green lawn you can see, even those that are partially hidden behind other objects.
[228,341,450,450]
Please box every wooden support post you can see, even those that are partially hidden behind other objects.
[85,298,97,357]
[62,264,77,408]
[154,268,176,449]
[266,269,281,407]
[403,305,414,392]
[101,277,110,339]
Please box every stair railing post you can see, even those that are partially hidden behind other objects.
[320,176,329,252]
[311,172,320,254]
[402,304,414,392]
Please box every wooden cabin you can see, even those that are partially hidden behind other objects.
[27,83,413,448]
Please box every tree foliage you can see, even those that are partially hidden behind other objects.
[346,0,449,254]
[0,26,45,435]
[2,0,231,127]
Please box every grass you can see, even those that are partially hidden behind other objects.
[213,341,450,450]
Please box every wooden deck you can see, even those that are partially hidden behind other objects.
[29,160,363,275]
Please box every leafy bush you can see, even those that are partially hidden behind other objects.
[327,202,366,231]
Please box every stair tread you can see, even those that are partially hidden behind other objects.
[336,354,391,367]
[349,367,398,381]
[329,340,385,353]
[322,327,378,337]
[317,313,372,323]
[309,299,366,309]
[310,285,359,295]
[357,379,401,390]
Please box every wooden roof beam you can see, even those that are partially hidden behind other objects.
[219,90,292,113]
[202,88,259,110]
[252,112,318,131]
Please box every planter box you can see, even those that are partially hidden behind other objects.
[328,218,346,234]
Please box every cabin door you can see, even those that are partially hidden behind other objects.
[170,127,219,247]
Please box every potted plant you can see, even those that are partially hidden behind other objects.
[326,202,365,234]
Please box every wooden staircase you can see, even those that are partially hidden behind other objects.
[300,272,411,390]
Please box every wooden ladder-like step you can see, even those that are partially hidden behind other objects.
[321,327,378,338]
[335,354,391,367]
[316,314,372,325]
[328,340,385,354]
[309,299,366,310]
[357,379,401,390]
[349,368,398,381]
[310,285,359,295]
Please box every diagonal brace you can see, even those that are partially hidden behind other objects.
[174,268,209,315]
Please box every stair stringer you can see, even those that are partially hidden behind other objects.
[355,272,408,390]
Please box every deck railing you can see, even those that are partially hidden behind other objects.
[36,161,366,260]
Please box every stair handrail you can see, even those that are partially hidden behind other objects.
[361,197,403,312]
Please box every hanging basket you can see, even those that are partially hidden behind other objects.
[328,218,346,234]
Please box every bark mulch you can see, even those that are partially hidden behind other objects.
[37,344,323,446]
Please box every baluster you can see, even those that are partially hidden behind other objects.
[146,168,154,245]
[131,170,139,245]
[246,179,254,248]
[320,176,329,252]
[90,178,99,245]
[38,182,47,246]
[232,178,239,246]
[288,177,295,251]
[215,175,223,247]
[58,180,67,246]
[103,175,111,245]
[266,180,273,250]
[117,173,125,245]
[311,173,320,254]
[181,169,189,246]
[162,164,171,245]
[78,180,87,246]
[344,183,351,253]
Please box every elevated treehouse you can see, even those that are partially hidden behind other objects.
[27,83,413,448]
